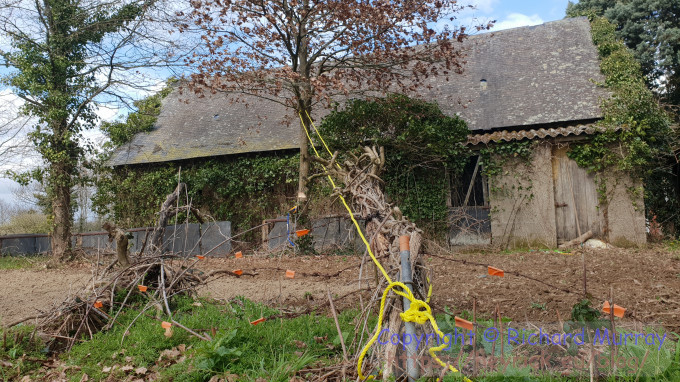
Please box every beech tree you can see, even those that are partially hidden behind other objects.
[182,0,488,199]
[0,0,192,260]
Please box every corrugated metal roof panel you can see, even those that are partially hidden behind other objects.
[467,124,618,145]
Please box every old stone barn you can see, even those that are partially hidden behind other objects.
[110,17,646,248]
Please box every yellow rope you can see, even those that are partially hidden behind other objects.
[299,112,471,382]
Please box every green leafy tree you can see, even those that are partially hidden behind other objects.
[567,0,680,106]
[0,0,176,260]
[567,17,677,236]
[319,94,469,232]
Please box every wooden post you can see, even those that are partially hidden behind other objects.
[609,285,617,375]
[497,303,503,358]
[583,254,588,297]
[261,220,269,245]
[473,298,477,376]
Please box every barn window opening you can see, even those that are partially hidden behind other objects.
[450,155,488,207]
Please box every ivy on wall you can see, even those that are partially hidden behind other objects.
[93,153,299,232]
[93,82,300,234]
[566,17,675,234]
[478,140,536,212]
[318,94,470,236]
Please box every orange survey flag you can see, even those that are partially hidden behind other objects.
[285,270,295,279]
[488,266,505,277]
[602,301,626,318]
[138,285,148,292]
[196,255,205,260]
[161,321,173,337]
[250,317,266,325]
[233,269,243,276]
[454,316,474,331]
[296,229,310,237]
[94,300,103,308]
[235,251,243,259]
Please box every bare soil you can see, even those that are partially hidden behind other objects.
[1,246,679,329]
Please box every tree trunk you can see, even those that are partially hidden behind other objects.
[298,109,312,200]
[297,13,312,201]
[51,169,72,261]
[150,183,186,251]
[103,222,131,267]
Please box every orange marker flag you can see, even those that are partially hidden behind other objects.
[602,301,626,318]
[138,285,148,292]
[196,255,205,260]
[285,270,295,279]
[233,269,243,276]
[161,321,173,337]
[94,300,103,308]
[296,229,310,237]
[454,316,474,331]
[235,251,243,259]
[488,266,505,277]
[251,317,266,325]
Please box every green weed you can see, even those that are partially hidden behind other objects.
[0,255,47,270]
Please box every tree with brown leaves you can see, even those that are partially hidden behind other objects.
[181,0,490,199]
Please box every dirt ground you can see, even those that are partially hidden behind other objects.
[1,246,679,329]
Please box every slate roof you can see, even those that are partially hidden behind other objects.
[109,92,304,166]
[110,17,607,166]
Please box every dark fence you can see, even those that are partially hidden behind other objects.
[1,215,370,256]
[266,215,366,251]
[0,221,232,256]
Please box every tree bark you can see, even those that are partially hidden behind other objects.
[297,108,312,200]
[51,166,73,261]
[150,183,186,251]
[296,9,312,201]
[102,222,131,267]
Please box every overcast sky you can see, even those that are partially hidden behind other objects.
[0,0,572,210]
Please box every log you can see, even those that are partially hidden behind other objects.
[558,230,593,249]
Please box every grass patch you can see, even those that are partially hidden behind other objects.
[0,325,48,381]
[4,297,678,381]
[0,255,47,270]
[62,296,356,381]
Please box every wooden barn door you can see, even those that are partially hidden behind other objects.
[552,146,602,243]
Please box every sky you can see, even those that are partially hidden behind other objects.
[482,0,570,30]
[0,0,574,211]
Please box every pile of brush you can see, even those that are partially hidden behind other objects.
[17,253,212,352]
[9,183,237,352]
